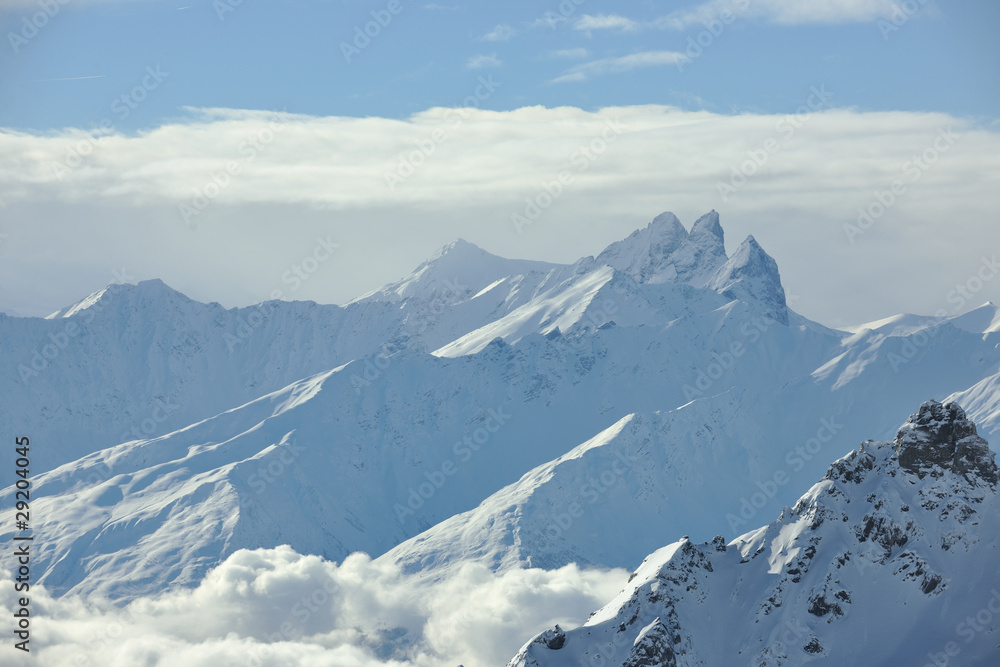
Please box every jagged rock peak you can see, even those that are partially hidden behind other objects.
[893,400,998,485]
[709,234,788,325]
[689,209,724,243]
[647,211,688,239]
[595,210,728,287]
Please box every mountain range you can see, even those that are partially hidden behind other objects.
[2,210,999,664]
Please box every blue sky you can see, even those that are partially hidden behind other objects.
[1,0,999,327]
[2,0,997,131]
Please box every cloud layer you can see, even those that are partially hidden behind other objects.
[1,103,998,326]
[0,546,628,667]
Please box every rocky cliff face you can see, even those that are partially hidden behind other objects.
[509,400,1000,667]
[894,400,998,485]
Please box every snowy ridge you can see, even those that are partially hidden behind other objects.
[508,400,1000,667]
[7,273,1000,597]
[5,209,1000,623]
[349,238,563,304]
[843,302,1000,337]
[0,212,790,472]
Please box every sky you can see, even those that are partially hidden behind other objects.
[0,0,998,327]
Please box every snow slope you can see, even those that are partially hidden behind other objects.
[0,212,777,472]
[509,400,1000,666]
[4,210,1000,608]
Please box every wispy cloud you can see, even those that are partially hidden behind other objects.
[658,0,914,29]
[33,75,107,82]
[545,48,590,60]
[574,13,641,32]
[555,1,916,34]
[481,23,515,42]
[466,53,502,69]
[551,51,688,83]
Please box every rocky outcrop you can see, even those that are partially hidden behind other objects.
[894,400,998,485]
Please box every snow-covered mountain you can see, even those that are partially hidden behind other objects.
[595,211,728,288]
[508,400,1000,666]
[4,210,1000,616]
[0,212,775,472]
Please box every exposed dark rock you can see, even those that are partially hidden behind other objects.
[623,619,678,667]
[534,625,566,650]
[803,638,824,654]
[894,401,998,485]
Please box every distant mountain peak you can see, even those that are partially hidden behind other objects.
[596,210,728,287]
[648,211,686,235]
[48,278,188,319]
[690,209,724,243]
[710,234,788,325]
[426,237,485,261]
[355,237,562,304]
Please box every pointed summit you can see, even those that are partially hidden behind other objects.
[355,238,561,304]
[47,279,190,319]
[690,209,724,244]
[596,210,728,287]
[710,235,788,324]
[649,211,688,238]
[595,211,689,284]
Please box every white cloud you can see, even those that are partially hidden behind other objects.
[481,23,515,42]
[465,53,502,69]
[574,13,641,32]
[0,546,628,667]
[560,1,921,33]
[0,104,998,327]
[551,51,689,83]
[656,0,917,29]
[545,48,590,60]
